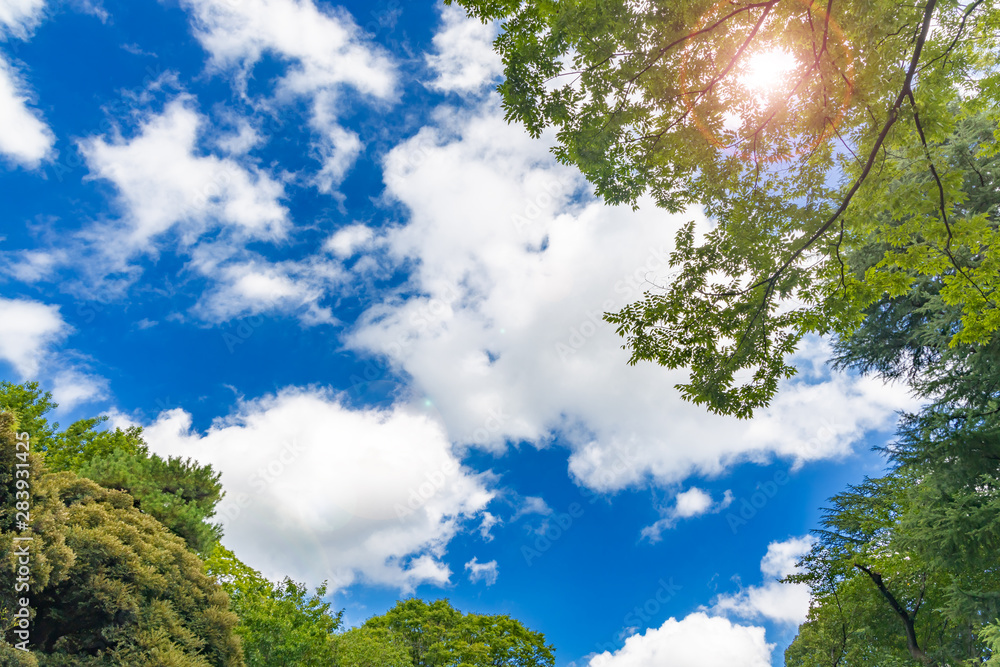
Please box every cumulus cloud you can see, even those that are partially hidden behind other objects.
[0,297,67,377]
[425,4,501,95]
[711,536,815,626]
[70,96,350,321]
[178,0,396,192]
[0,0,54,168]
[187,251,343,325]
[336,7,921,497]
[51,368,109,411]
[346,86,918,495]
[324,223,375,259]
[641,488,734,543]
[80,97,288,257]
[465,557,498,586]
[18,91,350,323]
[588,612,773,667]
[0,297,106,409]
[141,388,495,592]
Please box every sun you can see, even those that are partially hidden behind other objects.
[740,49,798,94]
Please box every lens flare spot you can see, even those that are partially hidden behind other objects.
[740,49,798,94]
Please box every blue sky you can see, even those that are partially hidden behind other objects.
[0,0,918,664]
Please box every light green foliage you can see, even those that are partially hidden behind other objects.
[363,598,555,667]
[0,382,223,553]
[0,644,39,666]
[785,475,986,665]
[450,0,1000,416]
[0,412,243,666]
[333,627,412,667]
[204,545,341,667]
[0,383,57,450]
[984,623,1000,666]
[786,224,1000,664]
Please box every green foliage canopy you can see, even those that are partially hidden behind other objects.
[333,626,413,667]
[204,545,341,667]
[0,412,243,666]
[362,598,555,667]
[449,0,1000,416]
[785,474,992,665]
[0,382,223,553]
[786,151,1000,663]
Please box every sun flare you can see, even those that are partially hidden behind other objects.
[740,49,798,94]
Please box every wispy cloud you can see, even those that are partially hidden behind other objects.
[0,0,54,168]
[641,487,735,543]
[465,557,498,586]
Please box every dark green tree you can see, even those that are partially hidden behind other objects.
[0,412,243,666]
[0,382,223,553]
[78,447,224,554]
[785,474,990,665]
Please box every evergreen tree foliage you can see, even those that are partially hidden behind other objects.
[0,412,243,666]
[0,382,223,553]
[785,474,993,665]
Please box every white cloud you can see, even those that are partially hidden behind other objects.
[641,488,734,543]
[325,223,375,259]
[711,536,815,626]
[675,487,717,518]
[0,0,45,38]
[760,535,815,578]
[187,252,343,325]
[26,94,347,323]
[0,297,66,377]
[478,511,501,541]
[425,4,501,95]
[0,0,54,168]
[347,87,918,495]
[339,10,920,496]
[512,496,553,521]
[588,612,773,667]
[4,249,65,283]
[51,368,108,411]
[465,557,498,586]
[0,54,54,168]
[71,96,346,321]
[178,0,396,192]
[0,297,105,409]
[141,388,494,592]
[80,97,288,259]
[214,118,261,155]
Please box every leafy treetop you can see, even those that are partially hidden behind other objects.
[449,0,1000,416]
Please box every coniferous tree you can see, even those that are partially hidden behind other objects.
[0,412,243,665]
[0,382,223,553]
